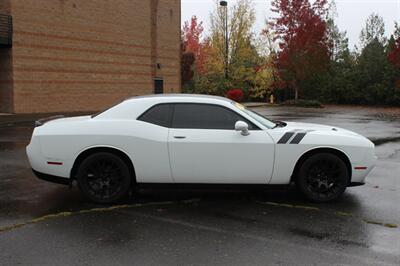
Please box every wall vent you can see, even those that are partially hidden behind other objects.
[0,14,12,48]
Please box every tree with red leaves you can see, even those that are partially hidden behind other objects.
[182,16,207,74]
[269,0,331,100]
[387,23,400,94]
[388,37,400,69]
[181,49,195,86]
[226,89,244,102]
[388,34,400,91]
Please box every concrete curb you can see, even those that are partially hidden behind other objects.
[242,102,270,108]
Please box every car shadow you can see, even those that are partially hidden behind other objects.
[0,179,364,229]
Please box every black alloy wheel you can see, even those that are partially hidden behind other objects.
[296,153,349,202]
[77,152,132,204]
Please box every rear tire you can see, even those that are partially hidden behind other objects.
[77,152,132,204]
[296,153,349,202]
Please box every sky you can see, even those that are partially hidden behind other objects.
[181,0,400,49]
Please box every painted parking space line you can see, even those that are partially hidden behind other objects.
[1,198,397,235]
[257,201,398,229]
[0,199,200,234]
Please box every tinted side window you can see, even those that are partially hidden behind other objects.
[138,104,171,127]
[172,104,257,130]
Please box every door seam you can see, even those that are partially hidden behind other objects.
[166,128,176,183]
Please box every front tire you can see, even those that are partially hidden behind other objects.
[77,152,132,204]
[296,153,349,202]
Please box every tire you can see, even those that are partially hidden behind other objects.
[296,152,349,202]
[77,152,132,204]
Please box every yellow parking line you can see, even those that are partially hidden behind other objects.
[258,201,320,211]
[335,211,353,217]
[0,199,199,234]
[1,198,397,234]
[363,219,398,228]
[257,201,398,229]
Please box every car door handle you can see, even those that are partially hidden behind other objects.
[173,136,186,139]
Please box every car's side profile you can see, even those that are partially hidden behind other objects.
[26,94,376,203]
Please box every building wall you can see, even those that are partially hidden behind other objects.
[1,0,181,113]
[152,0,181,92]
[0,0,13,113]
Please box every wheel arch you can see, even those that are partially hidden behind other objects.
[70,146,136,183]
[290,147,352,184]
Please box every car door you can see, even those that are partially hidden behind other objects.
[168,103,275,184]
[135,103,174,183]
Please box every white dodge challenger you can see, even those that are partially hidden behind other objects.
[27,94,376,203]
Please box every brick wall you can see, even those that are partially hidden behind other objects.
[1,0,181,113]
[154,0,181,93]
[0,0,13,113]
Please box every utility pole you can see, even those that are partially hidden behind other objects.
[220,1,228,80]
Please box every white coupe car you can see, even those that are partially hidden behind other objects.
[27,94,376,203]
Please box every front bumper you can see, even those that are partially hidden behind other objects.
[351,154,377,183]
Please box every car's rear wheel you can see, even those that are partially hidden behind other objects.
[77,152,132,204]
[296,153,349,202]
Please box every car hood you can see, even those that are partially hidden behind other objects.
[283,121,362,137]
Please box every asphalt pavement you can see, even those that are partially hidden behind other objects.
[0,105,399,265]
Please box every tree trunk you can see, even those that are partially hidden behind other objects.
[292,80,299,100]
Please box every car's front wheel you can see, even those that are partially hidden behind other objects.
[296,152,349,202]
[77,152,132,204]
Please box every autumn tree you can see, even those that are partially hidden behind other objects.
[249,56,276,99]
[257,27,278,58]
[195,0,263,96]
[209,0,257,76]
[387,23,400,103]
[388,22,400,69]
[182,16,207,74]
[269,0,331,100]
[249,29,279,99]
[181,41,195,86]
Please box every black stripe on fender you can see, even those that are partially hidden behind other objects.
[290,132,307,144]
[277,132,295,144]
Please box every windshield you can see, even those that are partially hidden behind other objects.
[233,102,277,129]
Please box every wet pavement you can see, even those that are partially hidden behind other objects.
[0,106,399,265]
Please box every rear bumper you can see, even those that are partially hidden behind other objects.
[32,169,70,186]
[26,134,71,178]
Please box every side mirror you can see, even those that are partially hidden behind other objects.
[235,121,250,136]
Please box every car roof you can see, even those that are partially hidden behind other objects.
[94,93,237,121]
[124,94,232,104]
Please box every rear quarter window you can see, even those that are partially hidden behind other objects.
[137,104,172,127]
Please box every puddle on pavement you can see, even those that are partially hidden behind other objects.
[289,228,369,248]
